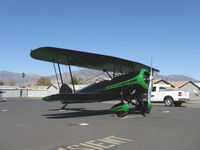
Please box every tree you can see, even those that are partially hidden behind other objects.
[0,75,4,86]
[21,72,25,78]
[36,77,51,86]
[21,72,26,87]
[7,80,17,86]
[70,76,82,85]
[0,81,4,86]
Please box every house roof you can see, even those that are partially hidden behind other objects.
[154,79,175,88]
[47,84,58,90]
[169,81,200,89]
[168,81,188,88]
[195,83,200,88]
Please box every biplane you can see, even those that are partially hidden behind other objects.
[30,47,159,116]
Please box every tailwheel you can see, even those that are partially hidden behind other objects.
[110,102,130,117]
[60,103,68,110]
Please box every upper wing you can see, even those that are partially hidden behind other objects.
[30,47,159,73]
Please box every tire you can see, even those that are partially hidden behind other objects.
[116,111,128,117]
[143,102,151,114]
[164,96,174,106]
[174,101,182,107]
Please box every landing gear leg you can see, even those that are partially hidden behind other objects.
[120,88,124,103]
[111,95,130,117]
[61,104,68,110]
[136,96,146,116]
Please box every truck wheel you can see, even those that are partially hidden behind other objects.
[164,96,174,106]
[174,102,182,107]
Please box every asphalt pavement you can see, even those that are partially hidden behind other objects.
[0,98,200,150]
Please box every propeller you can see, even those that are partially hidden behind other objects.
[147,59,153,110]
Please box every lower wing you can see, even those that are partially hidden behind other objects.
[43,93,120,103]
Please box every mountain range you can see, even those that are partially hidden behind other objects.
[0,71,40,86]
[0,70,199,86]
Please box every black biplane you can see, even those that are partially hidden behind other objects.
[30,47,159,116]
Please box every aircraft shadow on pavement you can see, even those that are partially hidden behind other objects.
[43,108,142,119]
[43,108,112,119]
[153,105,187,108]
[46,108,86,111]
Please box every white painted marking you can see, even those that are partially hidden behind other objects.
[67,122,89,126]
[162,110,170,113]
[79,123,89,126]
[59,109,67,112]
[1,109,8,112]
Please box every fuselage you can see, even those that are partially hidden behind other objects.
[43,69,150,103]
[77,69,150,96]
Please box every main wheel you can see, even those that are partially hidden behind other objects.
[164,96,174,106]
[143,102,151,114]
[116,111,128,117]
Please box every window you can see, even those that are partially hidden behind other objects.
[159,87,166,91]
[152,87,156,92]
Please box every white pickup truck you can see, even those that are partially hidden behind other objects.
[151,85,190,106]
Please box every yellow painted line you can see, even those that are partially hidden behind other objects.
[109,114,141,119]
[121,115,139,119]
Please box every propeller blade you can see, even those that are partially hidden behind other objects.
[147,59,153,109]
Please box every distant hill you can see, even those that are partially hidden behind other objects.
[0,69,199,86]
[0,71,41,86]
[38,69,200,84]
[49,69,109,84]
[155,74,199,82]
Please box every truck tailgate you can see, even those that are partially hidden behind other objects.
[179,91,190,100]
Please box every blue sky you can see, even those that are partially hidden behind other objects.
[0,0,200,80]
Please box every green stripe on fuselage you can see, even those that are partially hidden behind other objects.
[104,69,149,91]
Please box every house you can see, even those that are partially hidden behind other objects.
[170,81,200,97]
[195,82,200,88]
[47,84,58,91]
[154,80,200,97]
[0,86,28,97]
[28,84,59,97]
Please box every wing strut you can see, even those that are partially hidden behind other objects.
[57,63,64,84]
[68,65,75,93]
[53,63,60,89]
[117,65,124,75]
[113,64,116,78]
[103,69,112,79]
